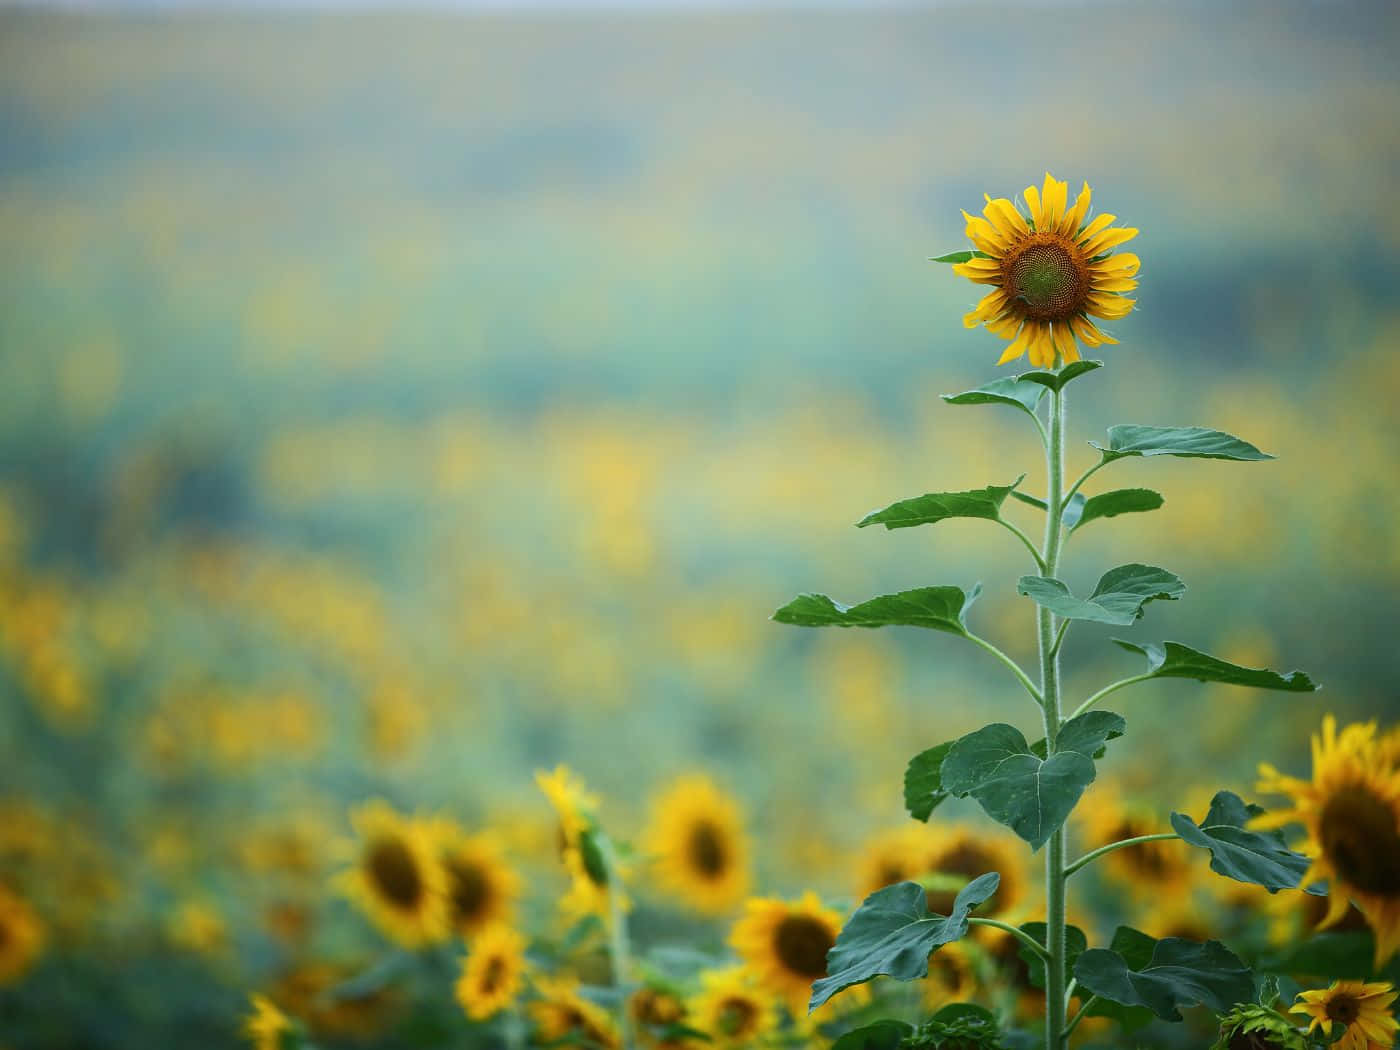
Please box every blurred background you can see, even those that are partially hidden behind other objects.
[1,0,1398,1045]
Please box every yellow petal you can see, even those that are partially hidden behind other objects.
[1062,182,1092,237]
[964,288,1009,329]
[1081,226,1140,258]
[1028,323,1054,368]
[986,312,1022,338]
[962,211,1011,255]
[1041,173,1067,232]
[951,259,1003,284]
[1092,276,1139,294]
[1023,184,1044,231]
[983,195,1029,238]
[1090,252,1140,276]
[996,324,1031,365]
[1070,315,1116,347]
[1051,321,1078,364]
[1075,213,1117,246]
[1086,293,1134,320]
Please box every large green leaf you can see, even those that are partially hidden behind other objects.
[772,585,981,636]
[1091,425,1274,463]
[941,376,1046,420]
[1074,933,1255,1022]
[1067,488,1164,532]
[809,874,1001,1012]
[1015,360,1103,392]
[857,476,1025,530]
[830,1020,913,1050]
[1111,639,1318,691]
[939,712,1125,849]
[904,741,955,822]
[929,250,990,264]
[1017,564,1184,626]
[1170,791,1313,892]
[1017,922,1088,990]
[1083,927,1158,1032]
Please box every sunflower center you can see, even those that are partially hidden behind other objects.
[774,915,833,978]
[687,821,728,878]
[718,997,757,1037]
[1005,237,1088,321]
[448,857,490,923]
[927,842,1002,916]
[1324,994,1361,1025]
[1319,787,1400,895]
[367,837,423,909]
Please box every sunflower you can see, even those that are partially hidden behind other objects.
[689,967,779,1048]
[431,819,522,939]
[923,941,977,1009]
[730,891,844,1016]
[952,172,1139,367]
[922,824,1028,920]
[852,824,939,901]
[335,800,450,949]
[242,994,294,1050]
[529,975,622,1049]
[1291,980,1398,1050]
[630,982,695,1049]
[1074,788,1191,897]
[455,924,527,1022]
[536,764,599,858]
[1256,715,1400,967]
[642,774,751,916]
[0,884,43,984]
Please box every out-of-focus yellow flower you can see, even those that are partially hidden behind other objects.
[529,975,621,1049]
[335,801,450,949]
[953,172,1139,367]
[1074,788,1192,898]
[242,994,293,1050]
[922,824,1029,921]
[168,899,228,957]
[688,967,778,1048]
[454,924,526,1022]
[642,774,751,917]
[1291,980,1398,1050]
[430,820,521,939]
[729,891,843,1017]
[0,885,44,984]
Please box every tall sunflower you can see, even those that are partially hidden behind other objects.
[1291,980,1398,1050]
[335,800,450,949]
[688,967,779,1048]
[0,884,43,984]
[455,924,527,1022]
[642,774,751,916]
[952,172,1139,367]
[431,820,522,939]
[730,891,843,1017]
[1256,715,1400,967]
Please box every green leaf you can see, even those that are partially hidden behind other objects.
[857,476,1025,530]
[904,742,955,822]
[929,250,990,264]
[1084,927,1158,1032]
[1068,488,1164,532]
[1015,360,1103,392]
[1074,933,1255,1022]
[1111,639,1318,692]
[941,376,1047,420]
[830,1020,913,1050]
[772,585,980,636]
[1091,424,1274,463]
[1017,564,1184,626]
[1018,922,1088,990]
[1170,791,1313,892]
[939,712,1125,849]
[809,874,1001,1012]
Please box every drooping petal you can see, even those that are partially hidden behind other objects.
[1027,322,1054,368]
[996,323,1032,365]
[1070,315,1110,347]
[1051,320,1079,364]
[963,289,1009,328]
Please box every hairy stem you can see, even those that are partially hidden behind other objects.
[997,517,1048,573]
[967,917,1052,961]
[1063,832,1182,879]
[1067,673,1154,721]
[967,633,1045,706]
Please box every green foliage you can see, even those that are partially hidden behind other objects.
[1169,790,1313,892]
[831,1020,914,1050]
[1263,931,1400,983]
[939,712,1125,849]
[772,586,980,636]
[1111,639,1318,691]
[1091,425,1274,463]
[904,741,955,821]
[1209,1004,1307,1050]
[1017,922,1087,990]
[941,377,1047,421]
[1015,360,1103,392]
[857,477,1025,530]
[1064,488,1164,532]
[1017,564,1184,626]
[929,250,991,264]
[809,874,1001,1011]
[1074,930,1255,1022]
[902,1004,1005,1049]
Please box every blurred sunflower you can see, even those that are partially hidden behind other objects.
[536,764,598,858]
[953,172,1139,367]
[242,994,293,1050]
[852,824,937,901]
[688,967,779,1048]
[630,981,693,1049]
[454,924,527,1022]
[335,800,450,949]
[559,837,631,922]
[432,820,522,939]
[0,884,43,984]
[1256,715,1400,966]
[1291,980,1398,1050]
[529,975,622,1049]
[730,891,842,1016]
[923,825,1027,919]
[1074,791,1191,897]
[642,774,751,916]
[923,941,977,1009]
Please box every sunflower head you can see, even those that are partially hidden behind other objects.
[335,801,451,949]
[642,774,751,916]
[729,891,844,1017]
[430,819,522,938]
[455,924,527,1022]
[688,967,779,1049]
[536,764,599,858]
[529,975,622,1049]
[922,825,1026,919]
[951,172,1139,368]
[1075,786,1191,895]
[1291,980,1398,1050]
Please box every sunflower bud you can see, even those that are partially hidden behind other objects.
[1210,1003,1306,1050]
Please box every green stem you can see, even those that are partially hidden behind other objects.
[967,633,1044,706]
[1048,618,1070,661]
[597,835,635,1050]
[966,917,1051,961]
[997,517,1048,573]
[1067,674,1153,721]
[1063,977,1078,1012]
[1062,995,1099,1040]
[1062,459,1106,509]
[1039,383,1068,1050]
[1063,833,1182,879]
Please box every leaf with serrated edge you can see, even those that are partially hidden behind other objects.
[809,874,1000,1012]
[1170,791,1313,892]
[772,585,980,636]
[939,713,1125,849]
[1070,489,1164,532]
[1111,639,1317,691]
[904,742,954,822]
[1091,425,1274,462]
[941,376,1046,419]
[857,476,1024,530]
[1074,935,1255,1022]
[1016,360,1103,392]
[1018,564,1184,626]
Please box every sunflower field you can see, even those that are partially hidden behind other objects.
[1,4,1399,1050]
